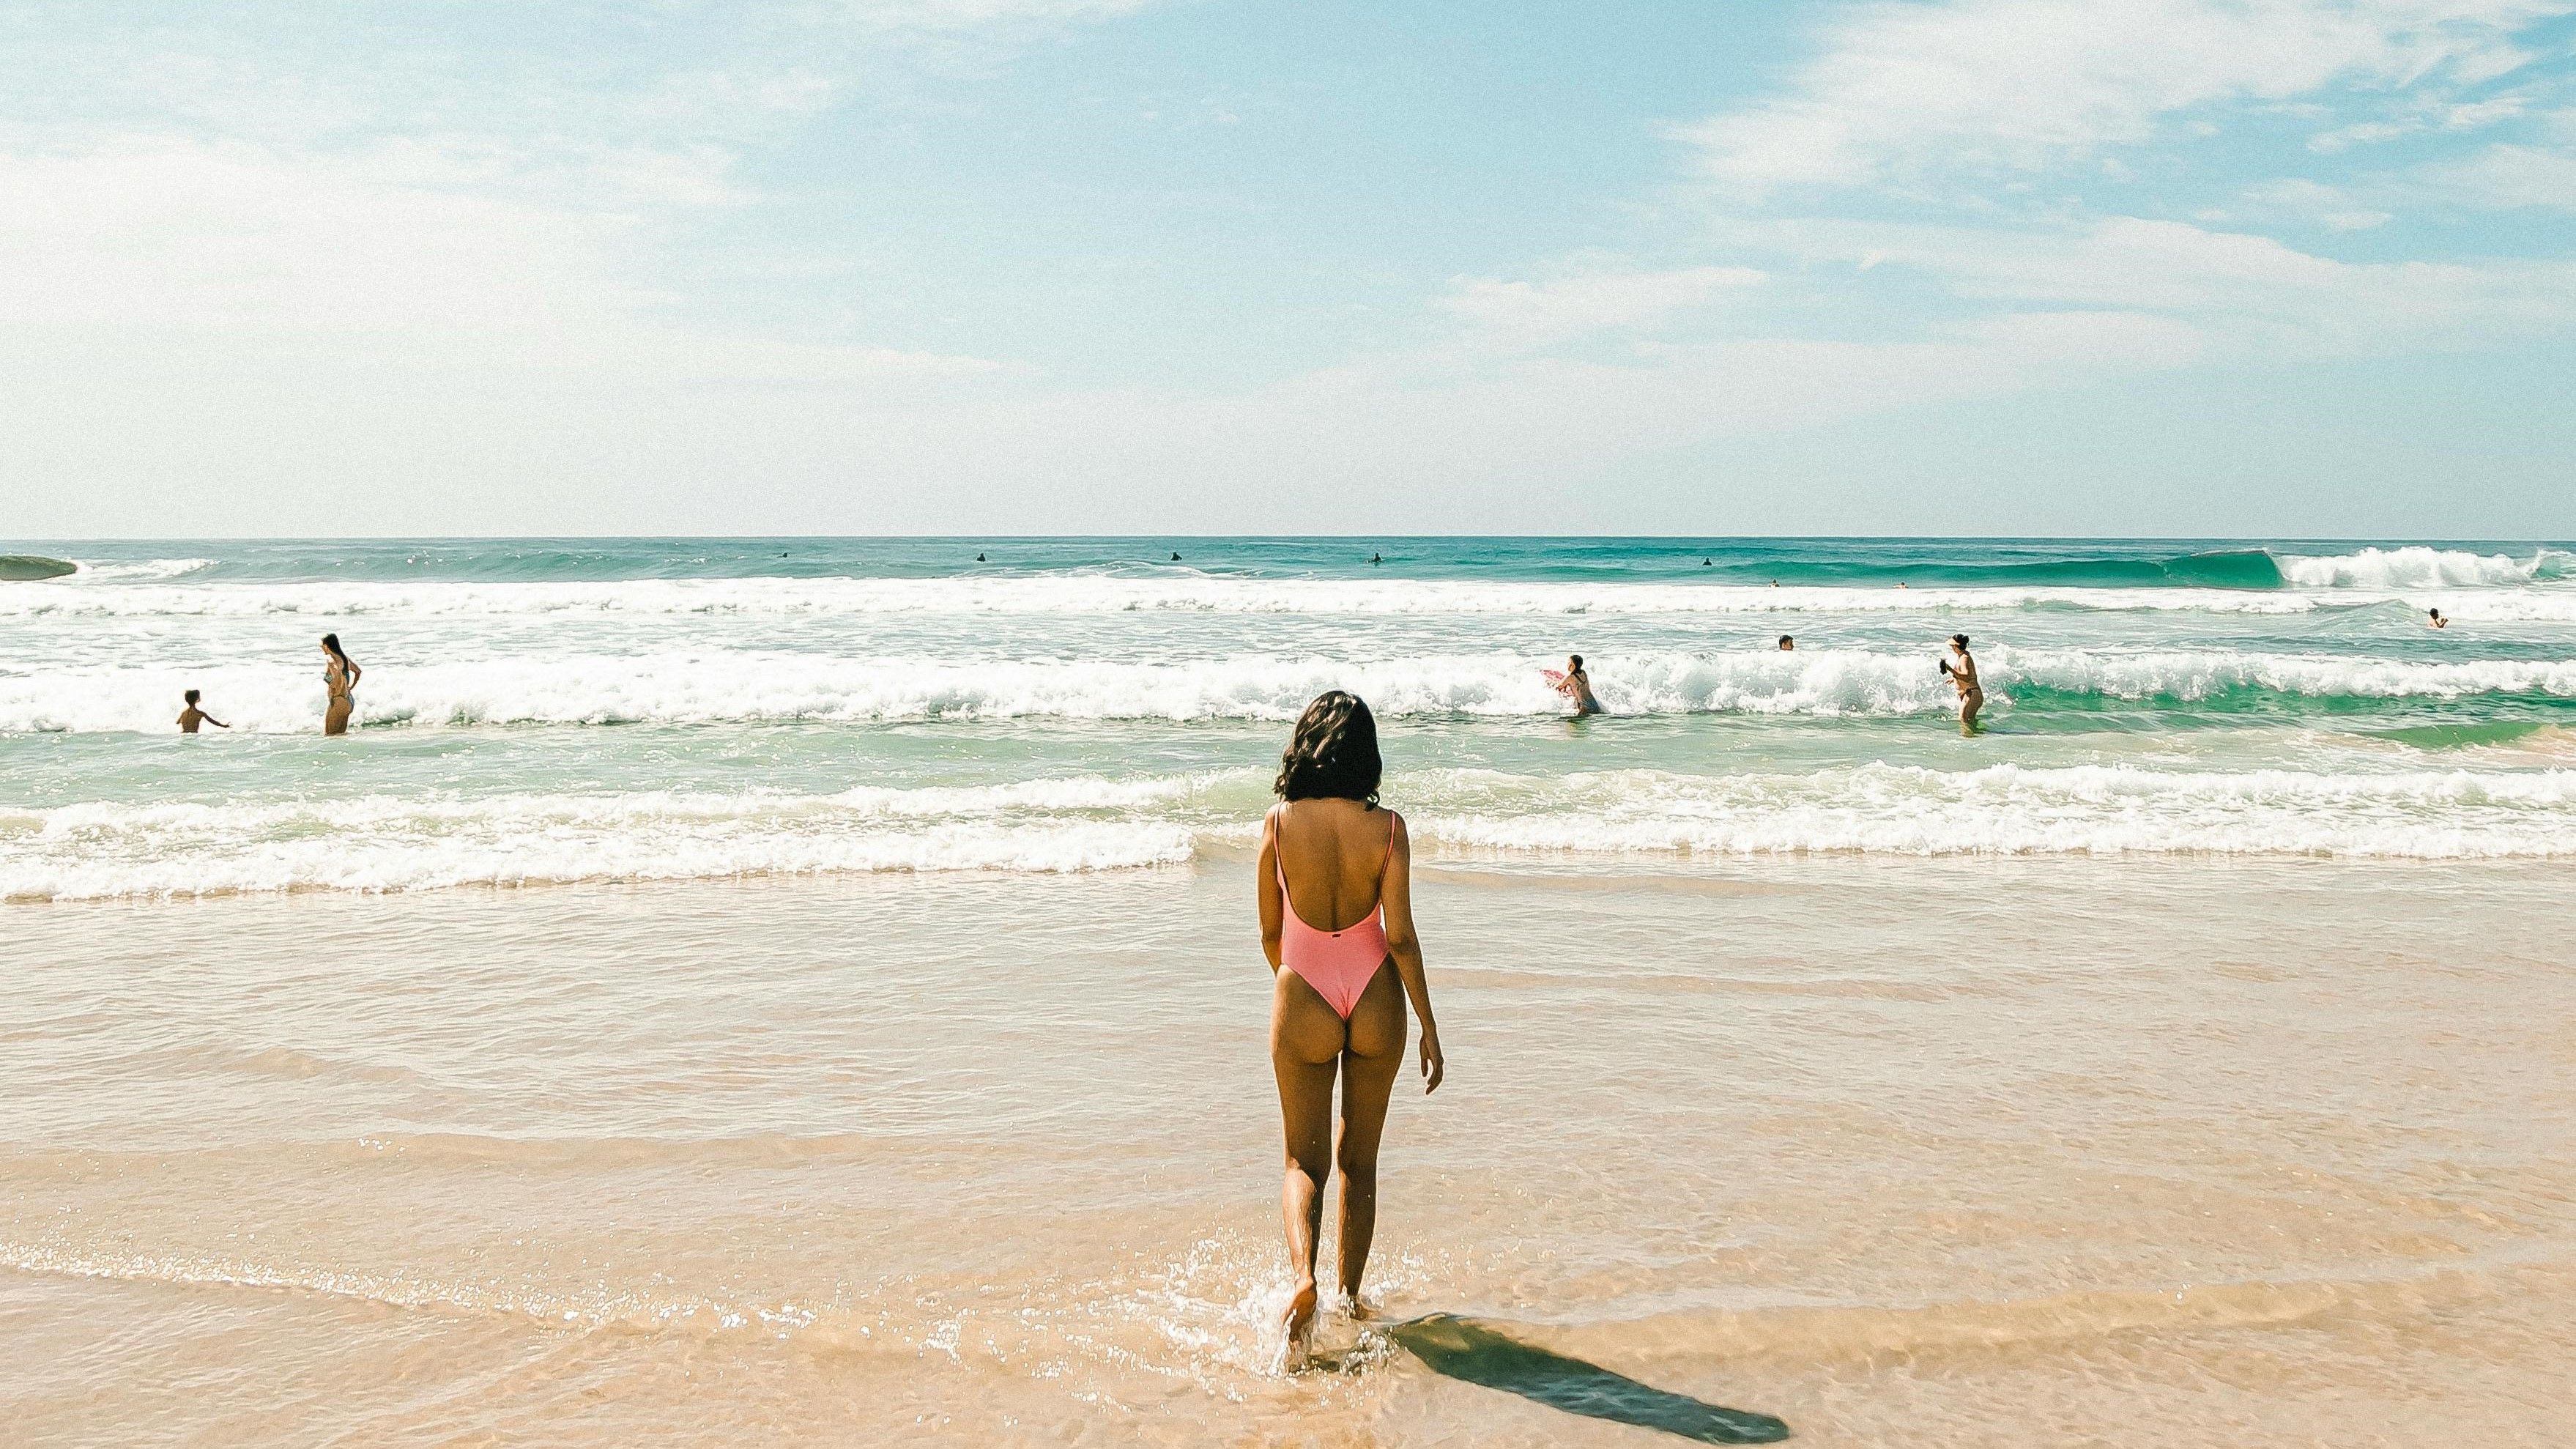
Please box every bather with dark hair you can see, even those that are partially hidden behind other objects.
[1258,690,1443,1367]
[1938,633,1982,735]
[320,634,362,736]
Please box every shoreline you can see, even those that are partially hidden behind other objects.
[7,843,2572,912]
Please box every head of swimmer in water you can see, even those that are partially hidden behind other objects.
[1567,654,1584,673]
[184,689,201,705]
[1778,635,1794,651]
[1275,691,1383,806]
[1950,634,1970,651]
[321,633,349,664]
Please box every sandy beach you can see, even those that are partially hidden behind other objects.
[9,855,2572,1445]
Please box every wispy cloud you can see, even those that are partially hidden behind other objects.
[0,137,998,381]
[1679,0,2566,197]
[1437,264,1765,351]
[2413,133,2576,205]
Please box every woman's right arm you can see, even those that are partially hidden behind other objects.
[1377,813,1444,1094]
[1256,807,1284,972]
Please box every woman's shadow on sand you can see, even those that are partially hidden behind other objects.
[1382,1313,1789,1443]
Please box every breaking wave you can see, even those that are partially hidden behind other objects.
[7,648,2575,733]
[8,762,2576,899]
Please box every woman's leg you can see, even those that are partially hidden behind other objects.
[324,700,350,737]
[1332,963,1408,1311]
[1270,970,1346,1355]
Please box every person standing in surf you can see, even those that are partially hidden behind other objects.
[1258,692,1443,1367]
[177,689,229,733]
[321,634,363,736]
[1939,634,1983,735]
[1554,655,1604,716]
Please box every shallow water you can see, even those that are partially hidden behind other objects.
[6,859,2573,1445]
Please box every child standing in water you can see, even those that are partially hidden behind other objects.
[1258,692,1442,1368]
[177,689,228,733]
[1940,634,1983,735]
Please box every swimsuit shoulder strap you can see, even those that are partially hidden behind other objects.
[1270,807,1297,904]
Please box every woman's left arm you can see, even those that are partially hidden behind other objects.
[1377,812,1443,1094]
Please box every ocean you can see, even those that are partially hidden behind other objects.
[7,537,2576,1445]
[5,536,2576,897]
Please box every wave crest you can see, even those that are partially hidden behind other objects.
[2276,546,2571,590]
[7,648,2574,733]
[9,763,2576,899]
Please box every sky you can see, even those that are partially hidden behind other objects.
[4,0,2574,538]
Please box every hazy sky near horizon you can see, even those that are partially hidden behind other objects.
[5,1,2575,538]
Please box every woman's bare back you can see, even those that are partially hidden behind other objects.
[1270,798,1396,932]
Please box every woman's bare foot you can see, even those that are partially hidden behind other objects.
[1275,1281,1318,1372]
[1343,1292,1377,1322]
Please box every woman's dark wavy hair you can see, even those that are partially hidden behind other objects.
[1274,691,1382,805]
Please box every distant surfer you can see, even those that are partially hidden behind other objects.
[1778,635,1794,651]
[1172,552,1182,562]
[322,634,362,736]
[1939,634,1983,735]
[1551,655,1604,716]
[2428,607,2449,629]
[177,689,229,734]
[1371,552,1382,566]
[976,552,987,563]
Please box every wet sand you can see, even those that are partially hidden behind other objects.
[5,857,2573,1445]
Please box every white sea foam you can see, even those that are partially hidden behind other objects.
[7,648,2573,733]
[7,763,2574,899]
[2276,546,2571,590]
[64,557,218,582]
[0,780,1211,900]
[1406,763,2576,860]
[9,571,2575,621]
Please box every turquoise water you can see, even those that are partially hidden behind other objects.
[4,536,2575,896]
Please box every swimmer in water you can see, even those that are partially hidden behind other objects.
[177,689,229,733]
[2429,607,2449,629]
[1258,692,1441,1366]
[1938,633,1983,735]
[321,634,362,736]
[1556,655,1604,716]
[1778,634,1795,651]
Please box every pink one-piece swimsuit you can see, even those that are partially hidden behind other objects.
[1277,820,1396,1019]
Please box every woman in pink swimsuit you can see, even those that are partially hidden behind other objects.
[1258,690,1444,1365]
